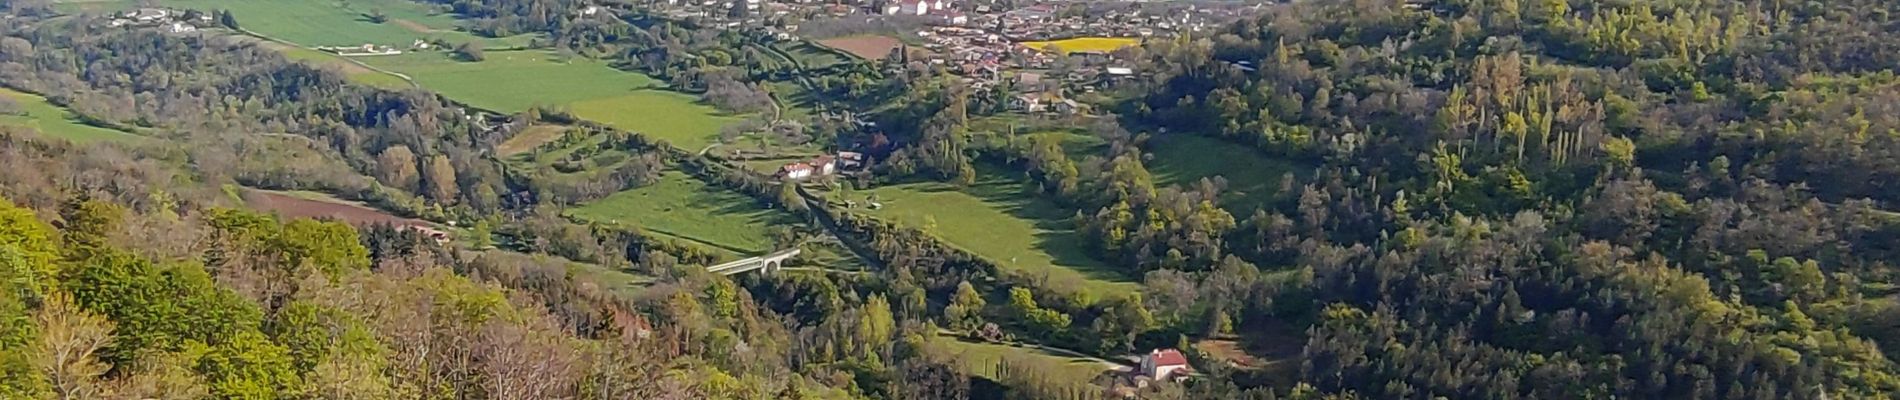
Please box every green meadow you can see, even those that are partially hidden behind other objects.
[922,334,1114,383]
[0,88,143,143]
[1149,134,1299,212]
[362,51,740,150]
[567,171,798,256]
[859,166,1138,299]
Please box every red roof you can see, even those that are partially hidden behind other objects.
[1150,349,1188,366]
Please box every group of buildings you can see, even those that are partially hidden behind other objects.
[107,8,208,33]
[775,151,865,180]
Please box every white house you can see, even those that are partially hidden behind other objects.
[778,163,814,180]
[165,21,196,33]
[1139,349,1191,380]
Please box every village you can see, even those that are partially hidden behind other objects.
[643,0,1255,112]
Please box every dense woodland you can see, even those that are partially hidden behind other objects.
[4,0,1900,398]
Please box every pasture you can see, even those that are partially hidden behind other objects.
[1148,134,1299,213]
[0,88,143,143]
[1021,37,1140,54]
[567,171,798,255]
[859,166,1138,298]
[362,51,739,150]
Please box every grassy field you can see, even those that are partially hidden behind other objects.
[776,41,852,69]
[567,171,797,255]
[567,92,740,151]
[1149,134,1299,213]
[922,334,1114,383]
[858,166,1137,298]
[0,88,143,143]
[362,50,739,150]
[1022,37,1140,54]
[57,0,527,48]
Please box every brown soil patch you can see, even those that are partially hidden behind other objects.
[818,35,903,60]
[243,190,429,228]
[391,19,436,34]
[1195,340,1267,369]
[496,124,569,156]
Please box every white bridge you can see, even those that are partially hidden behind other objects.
[705,248,802,275]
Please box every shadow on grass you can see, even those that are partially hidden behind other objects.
[963,164,1137,286]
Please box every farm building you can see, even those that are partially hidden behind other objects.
[776,154,847,180]
[1139,349,1191,380]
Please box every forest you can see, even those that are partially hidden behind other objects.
[2,0,1900,398]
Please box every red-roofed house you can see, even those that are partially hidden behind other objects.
[1140,349,1191,379]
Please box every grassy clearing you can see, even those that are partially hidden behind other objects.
[858,166,1137,298]
[1148,134,1299,213]
[59,0,526,48]
[363,50,739,150]
[1022,37,1140,54]
[922,334,1113,383]
[0,88,143,143]
[496,124,571,157]
[776,41,852,69]
[567,171,797,255]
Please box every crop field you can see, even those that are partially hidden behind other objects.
[567,171,797,255]
[1149,134,1299,213]
[859,166,1137,298]
[1021,37,1141,54]
[0,88,143,143]
[57,0,527,48]
[362,51,739,150]
[817,35,903,60]
[241,189,430,227]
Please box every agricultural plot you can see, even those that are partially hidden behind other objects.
[1021,37,1140,54]
[363,51,740,150]
[817,35,903,60]
[1148,134,1300,213]
[241,189,430,227]
[0,88,143,143]
[858,166,1138,298]
[57,0,527,49]
[567,171,798,255]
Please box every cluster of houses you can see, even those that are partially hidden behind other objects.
[775,151,865,180]
[107,8,208,33]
